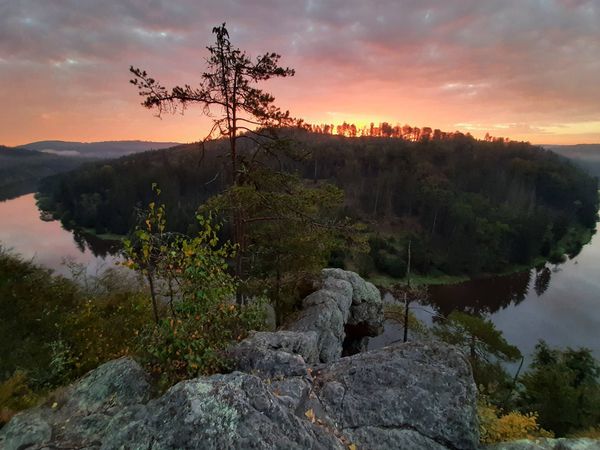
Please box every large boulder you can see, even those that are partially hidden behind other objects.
[308,341,480,450]
[0,342,479,450]
[322,268,384,335]
[0,357,151,450]
[287,268,383,362]
[102,372,344,450]
[228,330,319,378]
[0,361,342,450]
[1,271,480,450]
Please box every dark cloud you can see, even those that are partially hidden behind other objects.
[0,0,598,144]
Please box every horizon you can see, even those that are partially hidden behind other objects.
[7,132,600,150]
[1,1,600,146]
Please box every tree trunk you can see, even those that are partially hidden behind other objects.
[403,292,410,343]
[403,239,412,343]
[167,276,176,318]
[147,273,159,324]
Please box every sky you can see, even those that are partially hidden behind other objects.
[1,0,599,146]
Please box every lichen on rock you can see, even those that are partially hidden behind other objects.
[0,269,493,450]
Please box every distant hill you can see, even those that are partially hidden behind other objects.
[0,146,87,201]
[39,131,599,278]
[545,144,600,179]
[19,140,182,159]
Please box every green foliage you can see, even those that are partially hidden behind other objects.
[433,311,522,400]
[384,304,429,337]
[0,247,150,418]
[0,246,80,381]
[203,168,365,317]
[38,132,599,280]
[123,191,266,387]
[434,311,522,363]
[519,341,600,436]
[138,297,265,388]
[0,371,38,426]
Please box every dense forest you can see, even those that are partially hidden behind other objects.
[0,146,86,201]
[39,128,599,280]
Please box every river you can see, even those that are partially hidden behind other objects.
[0,193,121,277]
[1,192,599,362]
[368,226,600,363]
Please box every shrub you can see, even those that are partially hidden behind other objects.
[0,371,38,426]
[138,297,265,388]
[478,397,553,444]
[519,341,600,436]
[123,196,267,388]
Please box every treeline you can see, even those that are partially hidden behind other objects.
[39,129,599,278]
[303,120,511,143]
[0,146,86,201]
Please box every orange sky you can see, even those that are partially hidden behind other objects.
[1,0,599,146]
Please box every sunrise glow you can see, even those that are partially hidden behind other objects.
[1,0,599,146]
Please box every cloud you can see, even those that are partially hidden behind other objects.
[0,0,598,145]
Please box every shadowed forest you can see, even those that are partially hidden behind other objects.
[39,127,598,280]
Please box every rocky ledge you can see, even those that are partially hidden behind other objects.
[1,269,481,449]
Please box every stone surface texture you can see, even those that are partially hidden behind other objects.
[0,269,496,450]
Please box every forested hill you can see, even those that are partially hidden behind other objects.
[39,131,599,278]
[21,140,182,159]
[0,140,182,201]
[0,146,86,201]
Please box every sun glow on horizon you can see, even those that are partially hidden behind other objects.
[1,1,599,147]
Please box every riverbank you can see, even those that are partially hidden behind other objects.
[367,223,596,288]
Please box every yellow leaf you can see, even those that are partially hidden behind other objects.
[304,408,315,423]
[348,444,357,450]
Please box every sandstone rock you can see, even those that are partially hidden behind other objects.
[0,411,51,450]
[229,345,310,378]
[287,286,350,362]
[286,268,383,363]
[239,330,320,364]
[63,356,151,414]
[269,377,311,413]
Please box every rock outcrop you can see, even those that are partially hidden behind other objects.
[0,269,482,450]
[0,343,478,450]
[310,342,479,450]
[0,358,151,450]
[286,268,384,363]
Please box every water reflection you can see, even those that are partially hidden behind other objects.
[0,193,121,277]
[373,219,600,363]
[534,266,551,296]
[426,269,532,316]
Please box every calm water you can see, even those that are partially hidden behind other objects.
[369,224,600,363]
[2,193,600,362]
[0,193,121,277]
